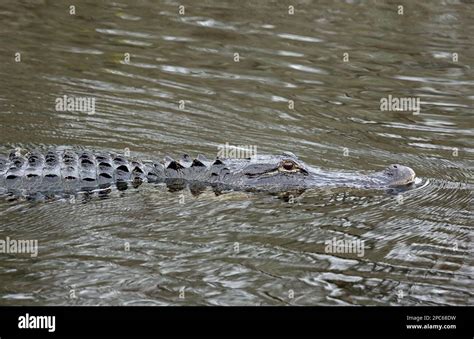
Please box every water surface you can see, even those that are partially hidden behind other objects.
[0,0,472,305]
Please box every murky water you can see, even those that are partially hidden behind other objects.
[0,0,472,305]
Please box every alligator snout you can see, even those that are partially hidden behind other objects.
[385,164,416,186]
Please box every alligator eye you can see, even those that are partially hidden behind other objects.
[277,159,308,175]
[281,160,295,171]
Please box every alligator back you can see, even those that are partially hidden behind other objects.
[0,149,160,196]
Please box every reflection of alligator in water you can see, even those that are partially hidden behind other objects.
[0,148,416,198]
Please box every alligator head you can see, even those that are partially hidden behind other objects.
[220,153,416,190]
[231,152,312,190]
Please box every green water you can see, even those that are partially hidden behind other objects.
[0,0,472,305]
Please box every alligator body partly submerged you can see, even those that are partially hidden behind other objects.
[0,148,416,198]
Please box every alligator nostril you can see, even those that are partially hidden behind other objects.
[393,165,398,168]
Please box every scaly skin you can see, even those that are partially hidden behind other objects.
[0,148,416,197]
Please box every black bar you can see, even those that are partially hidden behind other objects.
[0,306,471,338]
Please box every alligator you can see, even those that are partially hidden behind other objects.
[0,148,416,198]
